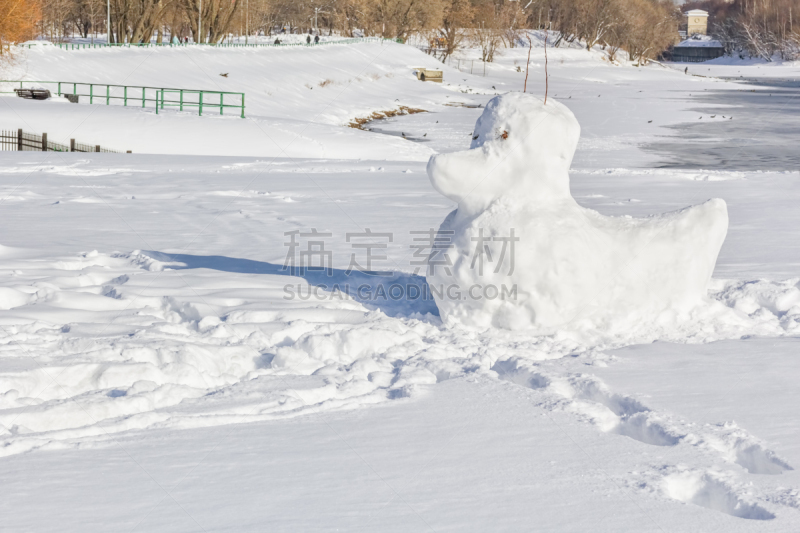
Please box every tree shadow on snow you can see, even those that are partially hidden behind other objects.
[143,251,440,318]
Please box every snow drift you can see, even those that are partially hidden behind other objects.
[426,93,729,331]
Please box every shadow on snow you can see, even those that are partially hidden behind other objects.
[143,251,440,318]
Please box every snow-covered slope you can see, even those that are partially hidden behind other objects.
[8,42,448,120]
[0,37,741,161]
[2,42,456,159]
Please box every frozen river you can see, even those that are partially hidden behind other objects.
[359,75,800,173]
[646,78,800,171]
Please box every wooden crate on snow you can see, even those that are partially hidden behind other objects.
[415,68,443,83]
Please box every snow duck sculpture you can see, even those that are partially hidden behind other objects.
[426,92,728,331]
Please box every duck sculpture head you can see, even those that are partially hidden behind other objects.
[428,93,579,216]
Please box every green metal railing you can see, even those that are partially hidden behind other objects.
[0,80,245,118]
[19,37,402,50]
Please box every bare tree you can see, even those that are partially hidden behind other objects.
[498,1,525,48]
[687,0,800,60]
[622,0,678,65]
[1,0,40,54]
[41,0,72,41]
[175,0,240,43]
[435,0,473,60]
[371,0,444,41]
[576,0,619,50]
[471,0,502,61]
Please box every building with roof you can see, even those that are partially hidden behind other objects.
[686,9,709,36]
[670,34,725,62]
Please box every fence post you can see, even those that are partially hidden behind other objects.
[241,94,245,118]
[180,89,183,111]
[95,145,100,152]
[220,93,223,116]
[106,85,110,105]
[90,84,93,104]
[17,129,22,151]
[156,90,159,114]
[42,133,47,152]
[70,139,75,152]
[124,86,128,106]
[199,91,203,116]
[142,87,146,108]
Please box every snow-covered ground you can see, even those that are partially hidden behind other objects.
[1,38,800,531]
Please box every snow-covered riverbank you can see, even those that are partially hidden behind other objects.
[1,40,799,531]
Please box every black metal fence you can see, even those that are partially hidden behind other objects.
[0,129,128,153]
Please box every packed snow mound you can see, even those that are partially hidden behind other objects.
[426,92,729,331]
